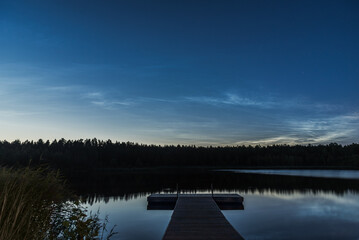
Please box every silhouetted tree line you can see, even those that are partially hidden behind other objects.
[0,139,358,170]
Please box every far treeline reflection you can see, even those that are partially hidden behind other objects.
[71,169,359,204]
[1,139,358,170]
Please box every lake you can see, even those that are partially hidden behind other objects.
[69,169,359,240]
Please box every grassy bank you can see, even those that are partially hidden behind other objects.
[0,167,116,240]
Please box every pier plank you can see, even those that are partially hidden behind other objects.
[162,196,244,240]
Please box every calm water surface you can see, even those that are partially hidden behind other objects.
[226,169,359,179]
[71,169,359,240]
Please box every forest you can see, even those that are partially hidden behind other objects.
[0,139,358,171]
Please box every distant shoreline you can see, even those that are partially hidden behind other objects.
[1,139,358,171]
[66,165,359,174]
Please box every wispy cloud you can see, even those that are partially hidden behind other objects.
[234,113,359,146]
[289,113,359,144]
[184,92,341,112]
[235,136,299,146]
[44,85,81,92]
[82,91,134,109]
[185,93,275,108]
[0,110,43,117]
[83,92,103,99]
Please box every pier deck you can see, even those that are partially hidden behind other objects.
[147,194,244,240]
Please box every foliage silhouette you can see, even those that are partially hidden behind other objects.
[0,167,117,239]
[0,139,358,171]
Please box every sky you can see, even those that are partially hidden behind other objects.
[0,0,358,146]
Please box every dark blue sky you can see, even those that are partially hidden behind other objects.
[1,0,358,145]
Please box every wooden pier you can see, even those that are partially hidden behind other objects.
[147,194,244,240]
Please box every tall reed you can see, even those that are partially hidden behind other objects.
[0,167,67,239]
[0,167,116,240]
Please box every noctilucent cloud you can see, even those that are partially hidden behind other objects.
[0,0,358,146]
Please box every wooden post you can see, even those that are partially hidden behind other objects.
[176,183,179,198]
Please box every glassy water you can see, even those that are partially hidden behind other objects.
[69,169,359,240]
[225,169,359,179]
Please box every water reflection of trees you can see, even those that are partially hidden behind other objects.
[68,170,359,205]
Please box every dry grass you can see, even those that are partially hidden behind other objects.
[0,167,68,239]
[0,167,117,240]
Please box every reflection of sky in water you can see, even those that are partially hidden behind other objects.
[84,197,172,240]
[86,191,359,240]
[224,191,359,240]
[227,169,359,179]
